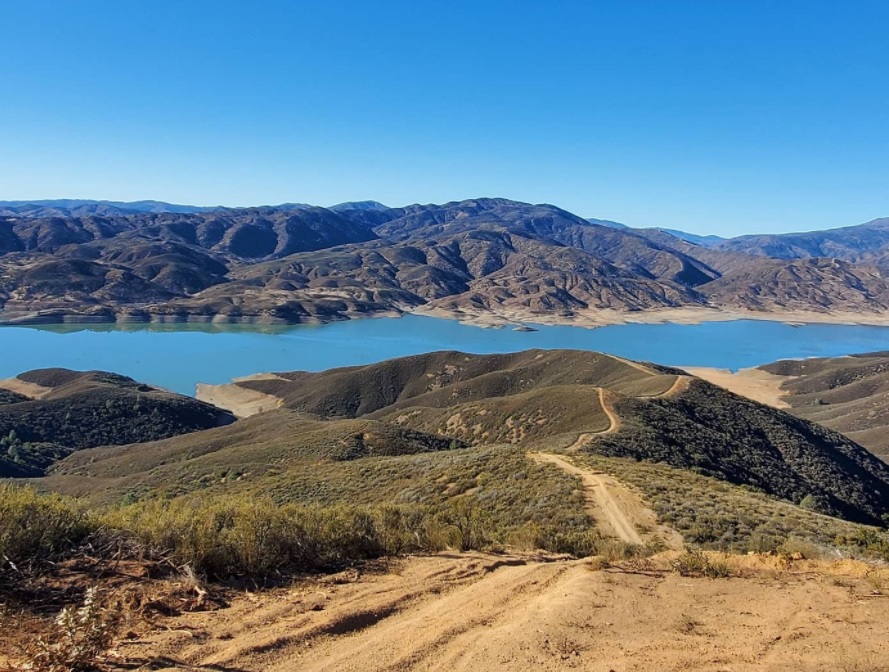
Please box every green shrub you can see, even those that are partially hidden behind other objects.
[673,551,733,578]
[0,485,93,567]
[100,496,443,578]
[836,528,889,560]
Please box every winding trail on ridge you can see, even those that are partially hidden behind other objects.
[563,373,689,454]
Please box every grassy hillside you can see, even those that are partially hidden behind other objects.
[27,350,889,528]
[4,348,888,597]
[238,349,678,416]
[232,350,889,525]
[44,410,464,503]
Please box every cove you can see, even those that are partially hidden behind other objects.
[2,315,889,396]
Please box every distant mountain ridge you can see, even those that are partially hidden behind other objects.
[0,199,220,216]
[0,199,390,218]
[1,196,888,325]
[715,218,889,269]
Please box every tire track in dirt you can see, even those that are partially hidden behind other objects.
[115,552,889,672]
[131,554,579,672]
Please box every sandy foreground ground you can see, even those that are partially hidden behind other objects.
[107,551,889,672]
[412,305,889,330]
[679,366,792,409]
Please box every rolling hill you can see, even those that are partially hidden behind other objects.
[232,350,889,525]
[0,368,234,477]
[759,352,889,462]
[28,350,889,526]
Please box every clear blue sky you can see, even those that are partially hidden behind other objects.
[1,1,887,236]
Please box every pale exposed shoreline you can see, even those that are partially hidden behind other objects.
[678,366,793,409]
[5,305,889,331]
[410,305,889,330]
[195,375,285,418]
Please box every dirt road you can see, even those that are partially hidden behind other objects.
[118,552,889,672]
[532,452,646,545]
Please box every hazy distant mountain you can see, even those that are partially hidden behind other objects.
[716,218,889,269]
[0,199,374,217]
[656,229,726,247]
[586,218,628,229]
[0,199,220,216]
[329,201,389,212]
[586,218,725,247]
[266,202,314,211]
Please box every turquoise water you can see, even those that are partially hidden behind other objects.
[2,315,889,395]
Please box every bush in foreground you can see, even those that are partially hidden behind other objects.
[101,497,441,578]
[0,484,94,569]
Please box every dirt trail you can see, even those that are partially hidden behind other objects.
[595,386,620,434]
[610,354,691,399]
[116,552,889,672]
[609,354,658,376]
[655,374,691,398]
[564,431,596,452]
[562,374,685,455]
[532,452,653,545]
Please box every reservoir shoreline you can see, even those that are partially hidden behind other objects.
[3,315,889,397]
[4,304,889,331]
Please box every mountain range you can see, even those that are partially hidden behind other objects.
[1,197,888,325]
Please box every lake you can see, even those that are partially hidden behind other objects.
[2,315,889,395]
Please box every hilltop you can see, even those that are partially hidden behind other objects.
[0,368,234,477]
[3,198,889,325]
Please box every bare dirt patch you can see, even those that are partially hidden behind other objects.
[72,552,889,672]
[0,377,53,399]
[196,382,283,418]
[681,366,791,408]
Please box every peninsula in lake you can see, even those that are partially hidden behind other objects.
[2,197,889,327]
